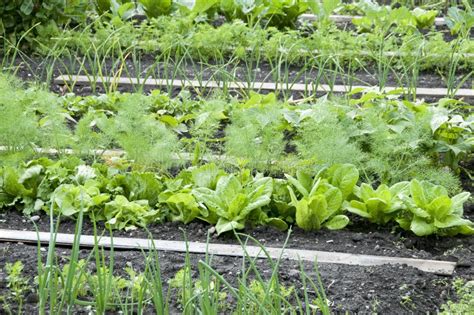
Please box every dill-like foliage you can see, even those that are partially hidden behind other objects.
[357,107,430,184]
[225,104,286,171]
[33,90,72,152]
[99,94,179,169]
[72,111,113,158]
[293,103,365,169]
[0,75,38,161]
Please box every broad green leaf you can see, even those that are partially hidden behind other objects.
[345,200,372,219]
[430,110,449,133]
[327,164,359,200]
[451,192,470,215]
[228,193,248,220]
[296,196,324,231]
[434,215,472,229]
[20,0,34,15]
[215,218,244,235]
[410,216,436,236]
[285,174,309,197]
[323,186,343,215]
[324,214,349,230]
[427,196,453,220]
[389,181,409,196]
[265,217,288,231]
[192,0,218,14]
[410,179,427,207]
[166,192,200,224]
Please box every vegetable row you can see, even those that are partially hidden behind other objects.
[1,75,472,194]
[1,158,472,236]
[31,12,473,72]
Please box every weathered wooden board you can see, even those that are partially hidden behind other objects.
[0,229,457,275]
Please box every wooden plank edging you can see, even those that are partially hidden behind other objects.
[0,229,457,275]
[55,75,474,98]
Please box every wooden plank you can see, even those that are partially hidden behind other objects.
[0,146,234,164]
[55,75,474,98]
[0,229,457,275]
[299,14,447,26]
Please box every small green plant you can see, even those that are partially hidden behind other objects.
[4,261,31,314]
[225,94,286,171]
[193,170,287,234]
[0,0,88,44]
[441,279,474,314]
[286,164,358,231]
[345,182,409,225]
[397,179,473,236]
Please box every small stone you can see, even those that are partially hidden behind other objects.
[40,247,46,252]
[326,240,334,243]
[25,292,39,303]
[352,234,364,242]
[208,226,216,234]
[30,215,40,222]
[374,245,380,251]
[288,269,300,278]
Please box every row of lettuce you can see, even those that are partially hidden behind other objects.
[1,157,473,236]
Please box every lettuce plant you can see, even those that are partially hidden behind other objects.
[397,179,473,236]
[164,192,201,224]
[138,0,172,18]
[345,182,409,225]
[52,181,110,217]
[101,195,161,230]
[193,173,284,235]
[286,168,351,231]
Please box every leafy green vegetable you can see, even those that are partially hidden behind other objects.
[106,172,163,207]
[138,0,172,18]
[322,164,359,200]
[101,195,161,230]
[0,167,31,208]
[52,181,110,217]
[345,182,408,225]
[286,171,349,231]
[397,179,473,236]
[412,8,437,29]
[165,192,201,224]
[193,173,279,234]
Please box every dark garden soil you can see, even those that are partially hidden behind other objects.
[5,55,473,94]
[1,202,473,276]
[0,239,466,314]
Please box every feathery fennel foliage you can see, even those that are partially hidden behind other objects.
[293,103,365,168]
[225,100,286,171]
[0,75,38,155]
[99,94,179,169]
